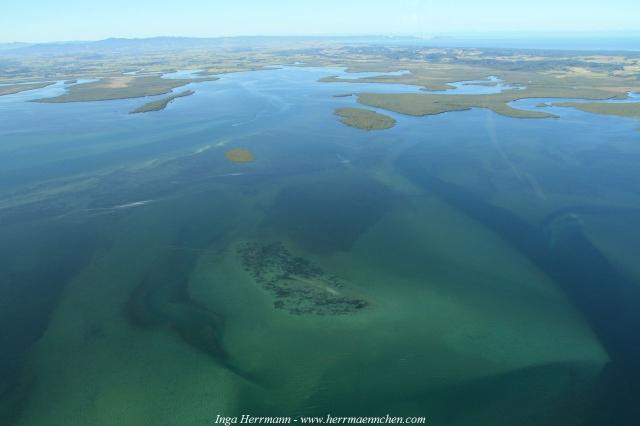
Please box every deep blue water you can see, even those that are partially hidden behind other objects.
[1,66,639,425]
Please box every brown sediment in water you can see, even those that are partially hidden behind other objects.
[225,148,255,163]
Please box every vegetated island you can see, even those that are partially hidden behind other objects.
[335,107,396,130]
[354,86,630,119]
[33,75,217,103]
[130,90,194,114]
[552,102,640,118]
[225,148,255,163]
[320,60,640,119]
[0,82,54,96]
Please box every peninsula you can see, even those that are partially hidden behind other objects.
[0,82,54,96]
[130,90,195,114]
[34,75,215,103]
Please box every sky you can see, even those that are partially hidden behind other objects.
[1,0,639,43]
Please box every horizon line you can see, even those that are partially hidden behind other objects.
[4,30,640,45]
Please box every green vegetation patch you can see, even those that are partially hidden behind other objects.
[553,102,640,118]
[335,107,396,130]
[130,89,194,114]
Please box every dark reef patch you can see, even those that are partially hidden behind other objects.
[238,242,368,315]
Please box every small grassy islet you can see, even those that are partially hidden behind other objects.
[335,107,396,130]
[224,148,255,163]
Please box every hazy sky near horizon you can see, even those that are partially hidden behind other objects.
[1,0,639,43]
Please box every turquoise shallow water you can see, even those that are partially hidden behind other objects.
[1,66,639,425]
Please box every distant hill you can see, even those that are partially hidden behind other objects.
[0,42,32,51]
[0,36,430,57]
[2,37,222,56]
[2,35,639,57]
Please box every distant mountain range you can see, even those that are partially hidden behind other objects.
[0,42,32,51]
[1,35,639,57]
[0,37,230,56]
[0,36,437,56]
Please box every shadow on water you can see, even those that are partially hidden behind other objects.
[126,235,260,384]
[398,151,640,424]
[127,249,228,359]
[126,247,261,383]
[417,361,603,425]
[303,361,602,424]
[0,217,105,424]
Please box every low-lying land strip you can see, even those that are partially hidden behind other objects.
[2,41,639,121]
[356,86,627,119]
[0,82,54,96]
[33,75,216,103]
[130,90,195,114]
[552,102,640,117]
[319,64,496,91]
